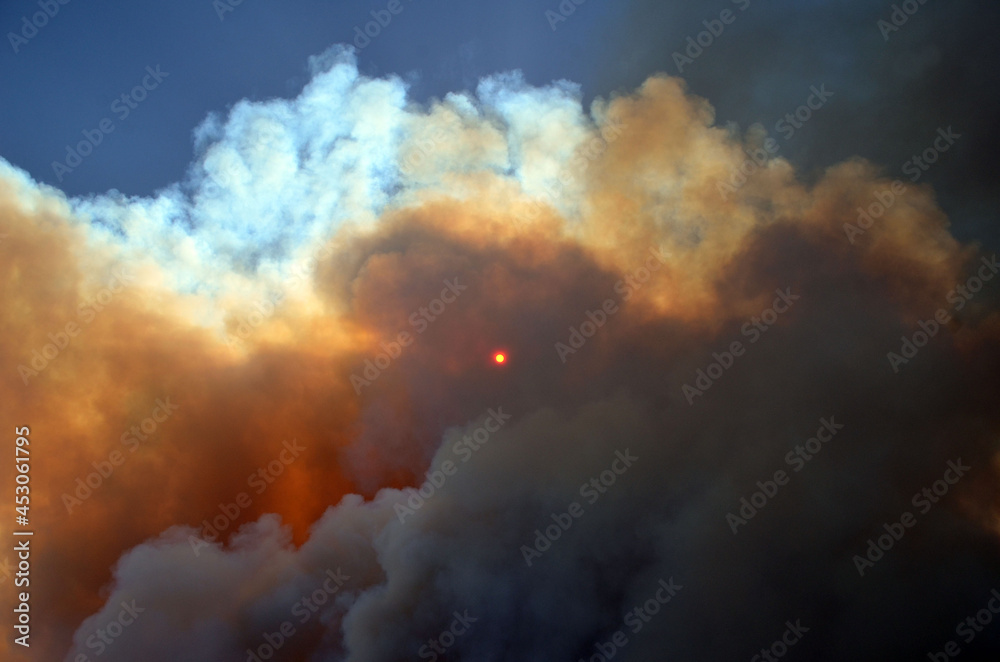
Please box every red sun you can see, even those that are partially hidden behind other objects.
[493,352,507,364]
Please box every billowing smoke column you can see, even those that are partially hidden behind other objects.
[0,46,999,661]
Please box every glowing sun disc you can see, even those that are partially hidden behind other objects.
[494,352,506,364]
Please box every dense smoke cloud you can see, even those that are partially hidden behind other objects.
[1,46,998,661]
[597,0,1000,248]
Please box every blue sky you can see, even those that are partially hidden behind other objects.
[5,4,1000,660]
[0,0,621,195]
[2,0,998,245]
